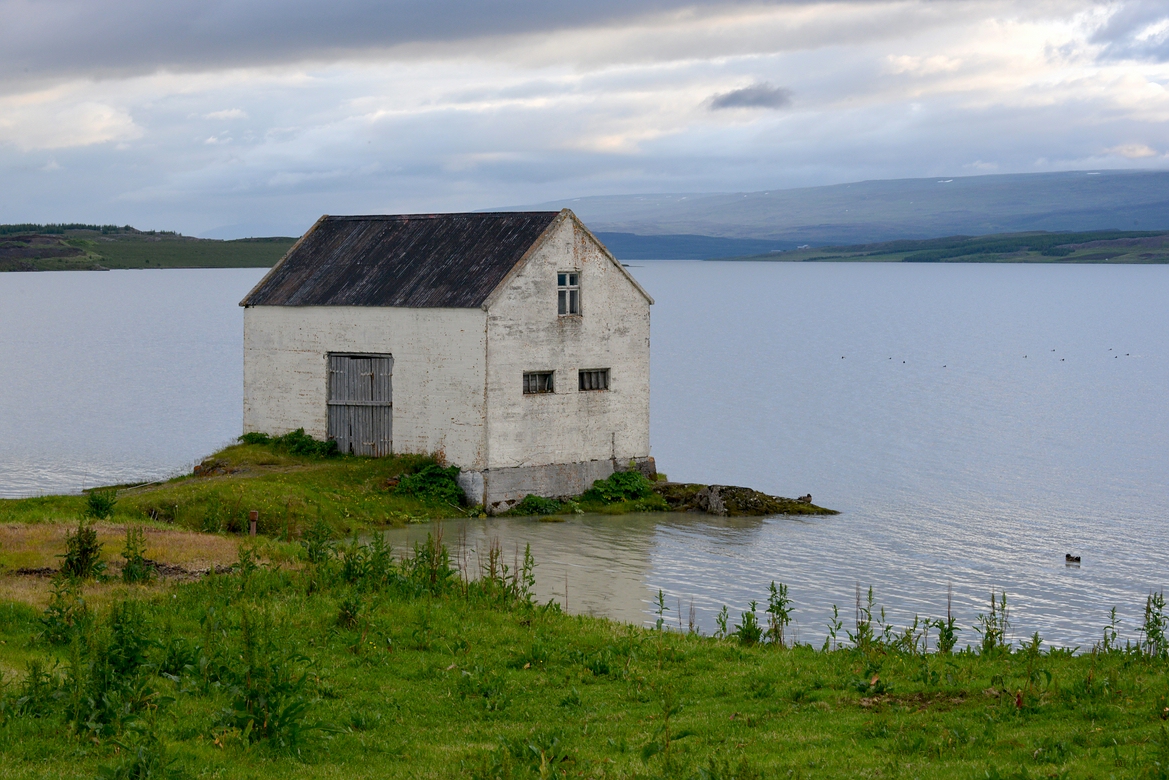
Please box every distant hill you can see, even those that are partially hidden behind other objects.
[0,225,295,271]
[503,169,1169,252]
[12,168,1169,269]
[718,230,1169,264]
[593,232,796,260]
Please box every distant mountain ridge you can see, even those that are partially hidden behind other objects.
[496,169,1169,250]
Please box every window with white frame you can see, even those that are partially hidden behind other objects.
[578,369,609,391]
[557,271,580,315]
[523,372,554,394]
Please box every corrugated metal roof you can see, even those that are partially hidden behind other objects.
[240,211,561,308]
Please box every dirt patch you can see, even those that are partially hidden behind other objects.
[0,522,282,607]
[0,522,246,573]
[13,567,56,577]
[191,458,245,477]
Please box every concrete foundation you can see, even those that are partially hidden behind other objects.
[461,457,657,513]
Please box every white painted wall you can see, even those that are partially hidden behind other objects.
[242,210,652,490]
[483,216,652,469]
[242,306,488,468]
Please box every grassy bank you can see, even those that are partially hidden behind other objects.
[1,530,1168,779]
[0,432,836,544]
[0,439,466,539]
[0,225,294,271]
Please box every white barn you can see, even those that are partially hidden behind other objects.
[239,209,654,512]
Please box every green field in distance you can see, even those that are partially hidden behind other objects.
[0,224,295,271]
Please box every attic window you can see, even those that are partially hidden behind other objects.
[579,369,609,391]
[558,272,580,315]
[523,372,554,394]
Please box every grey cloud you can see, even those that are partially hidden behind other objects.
[708,82,793,110]
[1091,0,1169,62]
[1,0,784,87]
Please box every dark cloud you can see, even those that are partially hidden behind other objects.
[0,0,781,86]
[1091,0,1169,62]
[708,82,792,110]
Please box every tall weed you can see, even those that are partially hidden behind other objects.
[934,584,961,654]
[734,602,763,646]
[1142,591,1169,658]
[218,608,325,753]
[975,591,1011,655]
[60,519,105,580]
[765,581,793,647]
[300,517,335,565]
[120,527,153,584]
[40,577,92,645]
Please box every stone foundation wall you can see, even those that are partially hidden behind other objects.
[459,457,657,513]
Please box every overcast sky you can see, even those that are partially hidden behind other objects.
[2,0,1168,236]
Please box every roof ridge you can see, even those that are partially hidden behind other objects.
[328,211,560,222]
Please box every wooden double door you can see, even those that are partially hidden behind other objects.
[327,353,393,456]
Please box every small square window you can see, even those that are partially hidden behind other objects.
[578,369,609,391]
[558,271,580,315]
[523,372,554,394]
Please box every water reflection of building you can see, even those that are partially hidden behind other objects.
[381,512,768,627]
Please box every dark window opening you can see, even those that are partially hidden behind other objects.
[523,371,554,394]
[558,271,580,315]
[578,369,609,391]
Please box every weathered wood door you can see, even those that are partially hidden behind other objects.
[327,354,393,456]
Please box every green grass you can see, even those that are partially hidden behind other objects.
[79,235,295,269]
[1,226,295,272]
[2,536,1169,779]
[503,471,671,517]
[0,444,469,537]
[1,439,825,541]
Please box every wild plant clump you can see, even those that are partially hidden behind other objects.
[733,601,764,646]
[392,463,464,506]
[85,489,118,519]
[510,494,564,516]
[581,470,654,503]
[24,589,330,765]
[238,428,339,458]
[765,581,793,647]
[975,589,1012,655]
[299,518,336,565]
[60,519,105,580]
[39,577,92,645]
[95,726,178,780]
[1140,590,1168,658]
[501,470,665,516]
[120,527,153,584]
[218,608,326,753]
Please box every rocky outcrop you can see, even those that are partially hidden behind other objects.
[651,483,838,516]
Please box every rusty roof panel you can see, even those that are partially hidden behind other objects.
[240,212,561,308]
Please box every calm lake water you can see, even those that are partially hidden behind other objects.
[2,262,1167,648]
